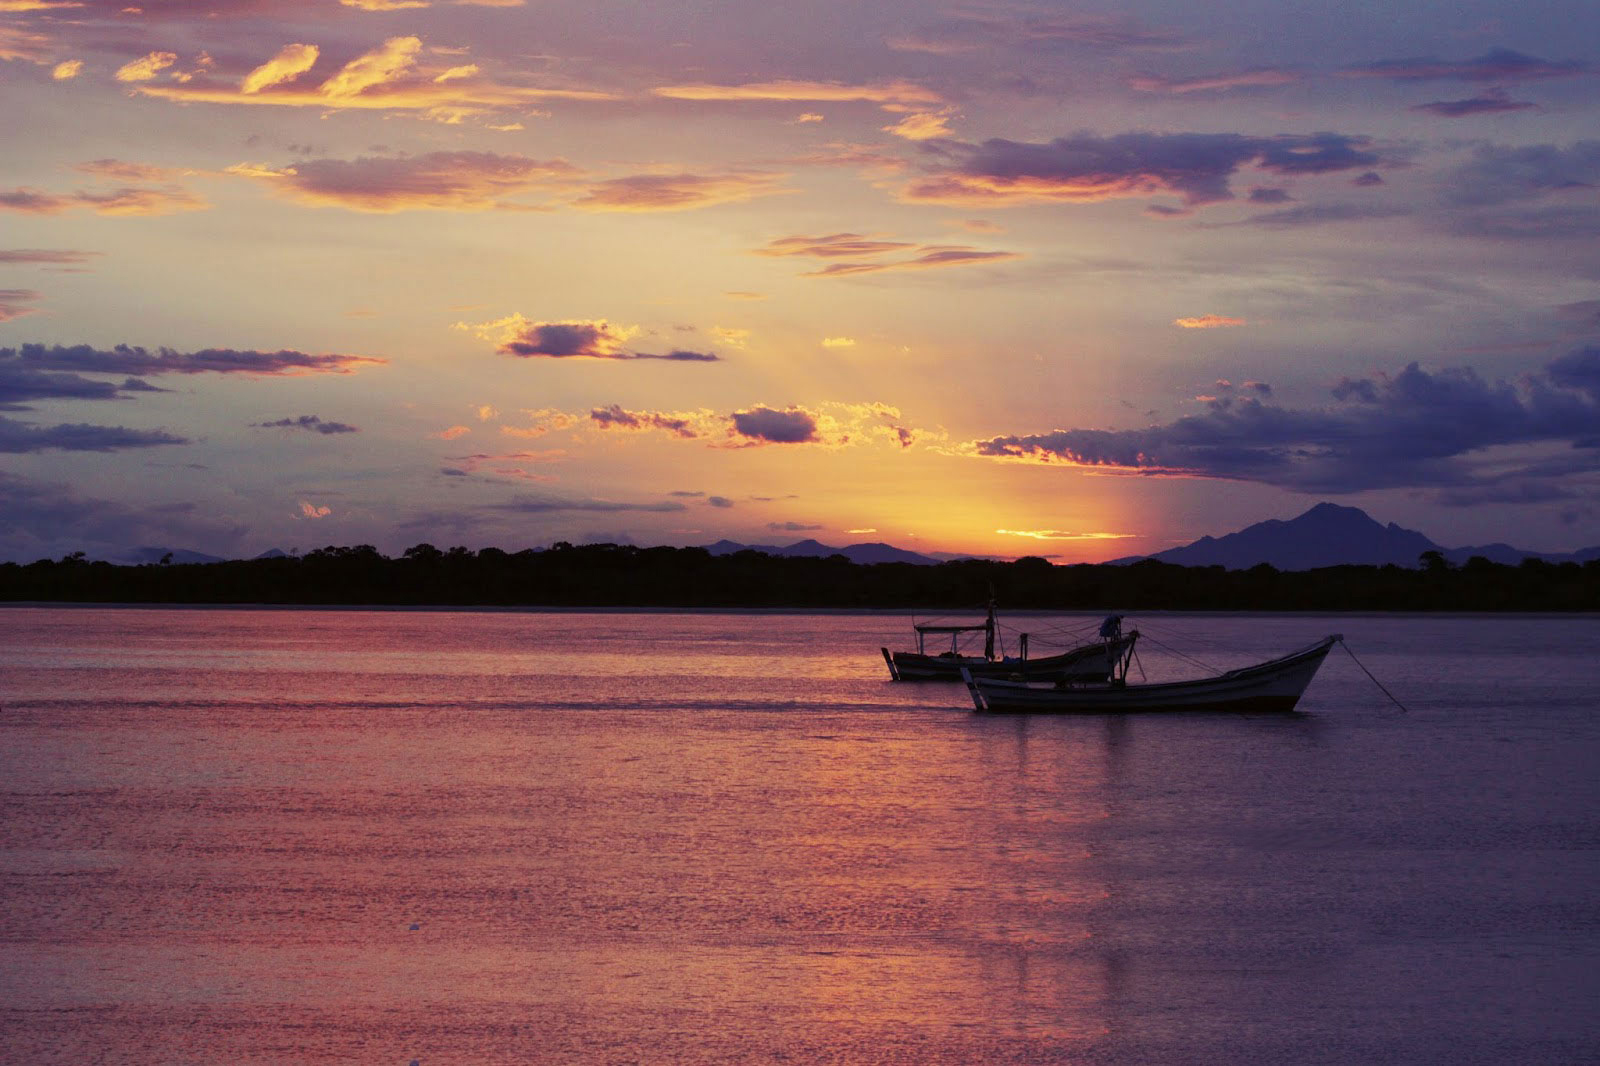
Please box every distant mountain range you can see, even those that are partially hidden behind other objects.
[108,503,1598,573]
[702,538,945,566]
[1106,502,1600,571]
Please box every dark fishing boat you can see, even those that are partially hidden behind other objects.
[882,606,1133,683]
[962,631,1341,713]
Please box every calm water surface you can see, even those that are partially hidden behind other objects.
[1,608,1596,1064]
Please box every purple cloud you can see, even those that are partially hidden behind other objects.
[967,354,1600,497]
[254,415,360,434]
[7,343,384,376]
[0,471,246,563]
[1443,141,1600,206]
[1233,203,1411,228]
[492,495,687,514]
[1411,88,1538,117]
[731,406,819,444]
[0,415,188,453]
[1343,48,1586,83]
[903,131,1385,208]
[589,404,705,438]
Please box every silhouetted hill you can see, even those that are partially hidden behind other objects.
[704,538,939,565]
[1109,502,1597,571]
[117,546,227,565]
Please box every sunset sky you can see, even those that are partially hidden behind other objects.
[4,0,1598,563]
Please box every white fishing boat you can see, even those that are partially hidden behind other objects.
[962,631,1342,713]
[883,607,1133,682]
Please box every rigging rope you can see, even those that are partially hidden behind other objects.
[1133,633,1221,674]
[1339,639,1409,714]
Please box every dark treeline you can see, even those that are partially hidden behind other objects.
[2,542,1597,610]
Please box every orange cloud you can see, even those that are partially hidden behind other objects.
[996,528,1136,540]
[433,425,471,439]
[320,35,420,98]
[573,171,786,212]
[139,37,617,121]
[1174,314,1246,328]
[341,0,427,9]
[298,500,332,518]
[115,51,177,83]
[241,43,319,94]
[882,109,957,141]
[51,59,83,80]
[500,409,578,438]
[654,78,943,110]
[0,26,52,64]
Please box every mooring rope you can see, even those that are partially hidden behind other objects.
[1339,639,1410,714]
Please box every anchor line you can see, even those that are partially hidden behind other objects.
[1339,639,1409,714]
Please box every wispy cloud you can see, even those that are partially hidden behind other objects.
[996,528,1136,540]
[230,151,578,212]
[590,404,717,439]
[801,246,1021,277]
[887,13,1186,55]
[572,171,787,212]
[755,231,1018,277]
[1411,87,1538,117]
[653,79,943,110]
[0,290,42,323]
[1342,48,1586,83]
[1128,68,1300,94]
[0,185,207,217]
[1174,314,1246,329]
[7,342,384,376]
[492,493,686,514]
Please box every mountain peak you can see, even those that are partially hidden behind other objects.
[1121,502,1440,570]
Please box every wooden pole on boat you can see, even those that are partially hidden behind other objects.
[881,646,900,681]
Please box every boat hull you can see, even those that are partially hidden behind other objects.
[886,638,1130,682]
[964,636,1339,714]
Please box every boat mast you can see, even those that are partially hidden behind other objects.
[984,599,996,662]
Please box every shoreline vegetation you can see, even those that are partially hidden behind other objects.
[2,543,1596,611]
